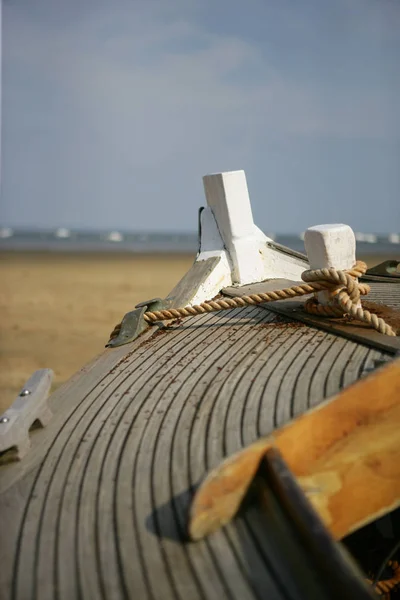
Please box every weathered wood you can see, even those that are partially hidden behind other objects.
[269,300,400,353]
[189,358,400,542]
[223,280,400,354]
[166,255,222,306]
[223,278,304,296]
[366,282,400,309]
[0,307,390,599]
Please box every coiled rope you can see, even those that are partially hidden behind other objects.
[140,261,395,336]
[367,560,400,598]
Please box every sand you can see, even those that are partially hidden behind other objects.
[0,251,394,413]
[0,252,194,412]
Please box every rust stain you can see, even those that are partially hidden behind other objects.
[362,301,400,335]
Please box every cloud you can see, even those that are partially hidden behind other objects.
[1,0,400,231]
[7,0,399,143]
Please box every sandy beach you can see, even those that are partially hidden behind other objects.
[0,250,395,413]
[0,252,194,412]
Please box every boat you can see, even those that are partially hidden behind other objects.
[389,233,400,245]
[355,232,378,244]
[0,170,399,599]
[106,230,124,242]
[0,227,13,239]
[54,228,71,239]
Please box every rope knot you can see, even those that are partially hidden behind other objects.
[301,261,396,336]
[109,259,396,342]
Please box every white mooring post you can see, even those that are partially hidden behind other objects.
[201,170,307,286]
[304,224,358,306]
[202,171,268,284]
[170,169,309,306]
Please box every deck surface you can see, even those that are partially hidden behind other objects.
[0,294,396,600]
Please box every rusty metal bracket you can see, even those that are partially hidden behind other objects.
[222,278,400,354]
[106,306,149,348]
[135,297,171,311]
[265,240,308,264]
[266,299,400,354]
[106,297,174,348]
[362,260,400,283]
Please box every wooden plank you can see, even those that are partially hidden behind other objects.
[366,282,400,309]
[223,278,303,297]
[0,307,390,599]
[189,358,400,542]
[223,280,400,354]
[267,300,400,354]
[166,255,221,306]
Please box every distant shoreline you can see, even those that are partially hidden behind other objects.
[0,229,399,256]
[0,250,397,269]
[0,240,398,256]
[0,247,398,257]
[0,249,196,260]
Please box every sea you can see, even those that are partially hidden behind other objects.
[0,227,399,256]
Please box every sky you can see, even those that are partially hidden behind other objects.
[1,0,400,233]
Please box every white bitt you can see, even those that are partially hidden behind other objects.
[304,224,358,306]
[170,170,308,306]
[202,171,269,284]
[201,170,306,286]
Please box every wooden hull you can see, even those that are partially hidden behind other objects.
[0,300,392,599]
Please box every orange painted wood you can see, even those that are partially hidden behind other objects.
[190,358,400,541]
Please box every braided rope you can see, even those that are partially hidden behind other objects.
[367,560,400,597]
[140,260,396,337]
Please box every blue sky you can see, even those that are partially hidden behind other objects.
[1,0,400,233]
